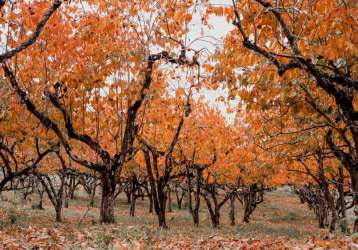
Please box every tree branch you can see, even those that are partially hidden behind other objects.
[0,0,62,62]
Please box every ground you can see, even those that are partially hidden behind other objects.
[0,187,356,249]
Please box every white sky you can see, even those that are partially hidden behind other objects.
[188,0,239,124]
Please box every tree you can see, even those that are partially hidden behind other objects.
[2,0,202,223]
[0,137,57,192]
[207,0,358,232]
[34,151,68,222]
[139,95,191,228]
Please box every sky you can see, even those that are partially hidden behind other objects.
[187,0,240,124]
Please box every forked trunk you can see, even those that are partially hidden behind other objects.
[242,195,253,223]
[208,208,220,228]
[204,194,220,228]
[175,190,184,210]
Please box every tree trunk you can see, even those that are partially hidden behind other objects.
[315,198,328,229]
[318,208,326,229]
[142,150,168,228]
[100,175,115,224]
[149,194,153,213]
[130,195,136,217]
[158,209,167,228]
[192,210,199,226]
[193,192,200,226]
[167,188,172,212]
[187,167,202,226]
[157,185,168,228]
[38,188,44,209]
[350,169,358,233]
[337,166,346,218]
[229,195,236,226]
[242,189,256,223]
[204,194,220,228]
[69,176,76,199]
[55,204,62,222]
[175,189,184,210]
[243,203,251,223]
[125,190,131,204]
[144,182,153,213]
[208,208,220,228]
[90,181,96,207]
[64,185,69,208]
[188,190,199,226]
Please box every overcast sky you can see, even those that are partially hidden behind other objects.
[188,0,239,124]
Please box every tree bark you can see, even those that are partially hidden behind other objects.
[55,203,63,222]
[205,198,220,228]
[350,169,358,233]
[203,191,220,228]
[130,195,136,217]
[175,189,184,210]
[241,184,263,223]
[229,195,236,226]
[158,208,167,228]
[90,181,96,207]
[68,175,77,199]
[125,190,131,204]
[64,184,69,208]
[167,187,172,212]
[142,150,168,228]
[100,174,116,223]
[37,187,44,209]
[317,151,338,232]
[317,207,326,229]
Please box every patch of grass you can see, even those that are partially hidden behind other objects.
[339,218,349,234]
[262,203,279,211]
[271,211,300,223]
[237,222,304,239]
[352,232,358,242]
[170,202,180,210]
[0,207,19,229]
[95,232,114,249]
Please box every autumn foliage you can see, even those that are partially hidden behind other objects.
[0,0,357,247]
